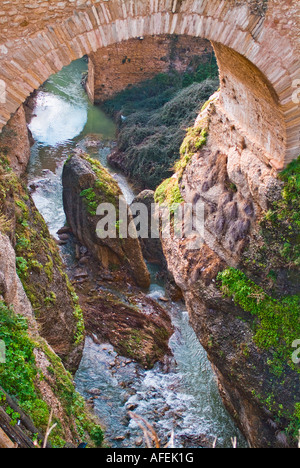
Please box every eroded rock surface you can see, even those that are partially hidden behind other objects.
[62,154,151,289]
[159,96,300,448]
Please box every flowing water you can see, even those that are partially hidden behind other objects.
[27,58,118,237]
[27,58,246,448]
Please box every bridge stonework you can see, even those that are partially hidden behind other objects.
[0,0,299,168]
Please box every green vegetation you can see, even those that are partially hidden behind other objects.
[241,156,300,279]
[0,303,39,410]
[39,340,104,447]
[154,117,209,212]
[261,155,300,268]
[64,278,85,346]
[217,268,300,373]
[78,154,121,216]
[0,155,85,346]
[217,157,300,442]
[154,177,184,215]
[103,67,219,190]
[120,329,144,359]
[217,159,300,354]
[80,188,99,216]
[0,301,103,447]
[176,124,208,177]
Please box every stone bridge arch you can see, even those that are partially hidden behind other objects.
[0,0,299,168]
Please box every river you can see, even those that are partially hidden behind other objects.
[27,58,246,449]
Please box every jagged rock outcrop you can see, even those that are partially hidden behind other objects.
[87,34,213,103]
[0,160,84,373]
[62,154,151,289]
[157,95,300,448]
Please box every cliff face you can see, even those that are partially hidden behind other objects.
[0,162,85,373]
[0,233,37,332]
[157,94,300,448]
[0,111,105,446]
[0,106,31,177]
[0,231,103,447]
[0,101,85,374]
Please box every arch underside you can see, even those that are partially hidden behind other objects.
[0,1,299,167]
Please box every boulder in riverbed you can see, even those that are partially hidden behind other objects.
[62,154,150,289]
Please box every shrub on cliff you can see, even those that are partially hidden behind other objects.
[217,157,300,443]
[63,154,151,289]
[217,268,300,373]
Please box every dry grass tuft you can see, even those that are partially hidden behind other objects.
[129,412,174,448]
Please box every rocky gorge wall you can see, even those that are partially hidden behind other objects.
[156,91,300,448]
[0,0,299,449]
[0,105,31,177]
[0,92,106,446]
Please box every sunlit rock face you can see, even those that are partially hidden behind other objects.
[159,93,299,448]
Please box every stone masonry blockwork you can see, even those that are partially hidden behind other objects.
[0,0,298,167]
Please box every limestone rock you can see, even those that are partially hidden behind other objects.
[0,106,31,177]
[88,35,213,103]
[62,154,150,289]
[159,96,300,448]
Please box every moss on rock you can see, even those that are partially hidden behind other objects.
[0,154,85,372]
